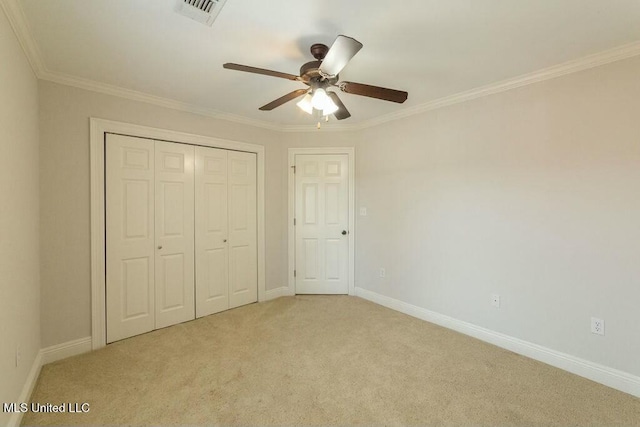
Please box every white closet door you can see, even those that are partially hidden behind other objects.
[295,154,349,294]
[154,141,195,329]
[195,146,229,317]
[228,151,258,308]
[106,134,155,343]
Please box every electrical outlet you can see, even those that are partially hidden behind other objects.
[379,268,386,278]
[15,344,21,368]
[591,317,605,335]
[359,207,367,216]
[491,294,500,308]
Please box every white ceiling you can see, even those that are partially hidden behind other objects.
[17,0,640,127]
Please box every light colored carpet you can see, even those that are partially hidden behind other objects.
[23,296,640,426]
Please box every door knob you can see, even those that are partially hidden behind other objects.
[157,245,163,250]
[341,230,348,235]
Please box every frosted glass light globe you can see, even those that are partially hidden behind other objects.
[322,98,339,116]
[311,88,329,110]
[296,94,313,114]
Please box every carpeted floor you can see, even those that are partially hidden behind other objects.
[23,295,640,426]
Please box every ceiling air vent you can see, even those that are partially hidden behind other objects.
[177,0,228,27]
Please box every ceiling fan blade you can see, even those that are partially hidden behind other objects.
[339,81,408,103]
[259,89,309,111]
[319,35,363,77]
[327,92,351,120]
[223,63,301,81]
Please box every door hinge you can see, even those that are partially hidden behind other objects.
[294,218,296,226]
[291,165,296,173]
[294,269,296,277]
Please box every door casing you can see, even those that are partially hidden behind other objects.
[287,147,355,296]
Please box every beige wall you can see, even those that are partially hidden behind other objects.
[37,82,359,349]
[0,9,40,425]
[34,48,640,382]
[355,56,640,376]
[38,81,285,347]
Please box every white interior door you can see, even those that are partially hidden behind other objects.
[228,151,258,308]
[106,134,155,343]
[154,141,195,329]
[195,146,229,317]
[295,154,349,294]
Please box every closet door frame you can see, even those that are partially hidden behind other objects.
[90,118,266,350]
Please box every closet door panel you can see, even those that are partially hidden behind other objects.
[195,146,229,317]
[154,141,195,329]
[106,134,155,343]
[228,151,258,309]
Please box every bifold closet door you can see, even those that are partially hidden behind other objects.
[154,141,195,329]
[228,151,258,308]
[106,135,195,343]
[106,134,156,343]
[195,146,229,317]
[107,136,255,341]
[195,148,257,316]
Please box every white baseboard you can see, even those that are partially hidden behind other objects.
[41,336,92,365]
[355,287,640,398]
[7,336,93,426]
[264,286,294,300]
[8,351,42,427]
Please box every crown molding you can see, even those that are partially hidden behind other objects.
[1,0,282,132]
[0,0,46,76]
[40,68,360,133]
[40,69,283,131]
[4,0,640,133]
[36,40,640,133]
[350,40,640,131]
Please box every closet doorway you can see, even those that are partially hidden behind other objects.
[90,119,266,349]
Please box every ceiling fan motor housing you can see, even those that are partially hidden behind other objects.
[299,43,339,88]
[300,60,338,87]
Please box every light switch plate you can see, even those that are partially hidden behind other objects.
[359,207,367,216]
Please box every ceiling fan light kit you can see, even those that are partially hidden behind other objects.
[223,35,408,125]
[298,88,339,116]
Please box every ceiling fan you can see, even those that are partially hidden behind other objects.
[223,35,408,121]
